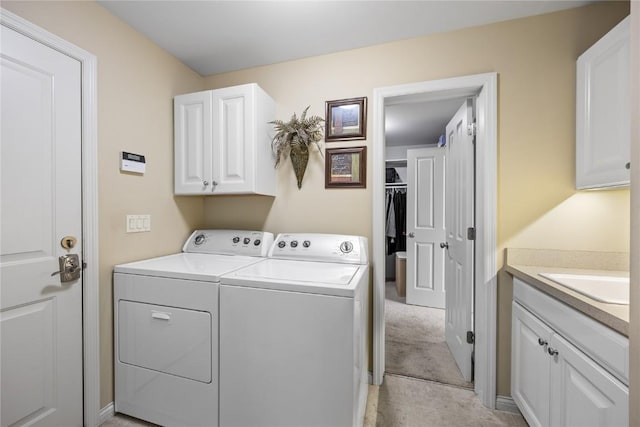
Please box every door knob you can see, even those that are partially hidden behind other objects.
[440,242,449,249]
[51,254,81,282]
[408,232,415,238]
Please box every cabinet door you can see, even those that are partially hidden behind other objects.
[549,334,628,427]
[511,302,552,427]
[211,85,254,194]
[174,91,213,194]
[576,17,630,189]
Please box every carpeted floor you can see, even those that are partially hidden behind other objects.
[374,374,527,427]
[385,281,473,389]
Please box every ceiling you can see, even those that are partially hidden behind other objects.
[98,1,595,148]
[385,97,468,147]
[99,0,594,77]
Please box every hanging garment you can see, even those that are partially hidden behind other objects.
[394,190,407,252]
[385,188,406,255]
[386,190,396,255]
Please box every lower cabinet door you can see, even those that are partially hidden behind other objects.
[511,302,553,427]
[549,333,628,427]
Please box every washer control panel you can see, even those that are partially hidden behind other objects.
[269,233,368,264]
[183,230,274,257]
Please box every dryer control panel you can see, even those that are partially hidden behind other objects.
[269,233,368,265]
[183,230,274,257]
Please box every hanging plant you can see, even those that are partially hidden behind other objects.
[269,106,324,189]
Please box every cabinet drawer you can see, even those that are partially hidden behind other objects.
[118,300,212,383]
[513,278,628,385]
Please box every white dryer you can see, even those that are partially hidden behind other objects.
[219,233,369,427]
[113,229,273,427]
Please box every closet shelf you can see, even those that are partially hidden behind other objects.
[385,159,407,168]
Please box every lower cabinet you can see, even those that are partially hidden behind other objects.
[511,281,628,427]
[549,333,628,427]
[512,302,552,427]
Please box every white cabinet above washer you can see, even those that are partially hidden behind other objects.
[174,83,276,196]
[576,16,630,190]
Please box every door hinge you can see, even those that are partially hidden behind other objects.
[467,122,476,137]
[466,331,475,344]
[467,227,476,241]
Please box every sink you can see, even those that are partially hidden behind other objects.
[539,273,629,305]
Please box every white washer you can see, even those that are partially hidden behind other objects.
[219,233,369,427]
[113,230,273,427]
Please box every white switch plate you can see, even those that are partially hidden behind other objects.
[126,214,151,233]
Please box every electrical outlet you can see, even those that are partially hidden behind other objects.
[126,215,151,233]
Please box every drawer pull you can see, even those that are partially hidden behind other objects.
[547,347,559,357]
[538,338,548,346]
[151,311,171,321]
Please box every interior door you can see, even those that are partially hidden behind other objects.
[444,98,475,382]
[0,25,83,426]
[406,147,446,308]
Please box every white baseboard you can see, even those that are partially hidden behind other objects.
[495,396,520,414]
[98,402,115,425]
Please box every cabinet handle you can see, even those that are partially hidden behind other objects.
[626,162,631,170]
[203,180,209,186]
[547,347,558,357]
[212,181,218,186]
[538,338,548,346]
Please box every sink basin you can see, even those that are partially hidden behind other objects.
[539,273,629,305]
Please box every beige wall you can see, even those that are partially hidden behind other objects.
[3,0,632,408]
[3,1,206,407]
[202,2,631,397]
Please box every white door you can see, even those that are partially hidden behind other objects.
[406,147,446,308]
[212,85,253,194]
[0,25,83,426]
[511,303,553,427]
[444,98,475,382]
[174,90,213,194]
[549,334,628,427]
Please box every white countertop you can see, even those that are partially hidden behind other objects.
[506,261,629,337]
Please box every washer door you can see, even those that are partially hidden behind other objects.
[118,300,211,383]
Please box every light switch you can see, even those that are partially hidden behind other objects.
[126,214,151,233]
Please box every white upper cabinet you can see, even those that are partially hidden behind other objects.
[576,16,630,189]
[174,83,276,196]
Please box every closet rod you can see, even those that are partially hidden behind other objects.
[385,183,407,188]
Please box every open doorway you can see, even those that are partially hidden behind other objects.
[383,95,474,389]
[372,73,498,408]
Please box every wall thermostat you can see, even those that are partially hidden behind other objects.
[120,151,146,174]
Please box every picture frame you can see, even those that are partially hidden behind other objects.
[325,147,367,189]
[325,97,367,141]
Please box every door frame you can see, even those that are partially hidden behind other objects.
[372,72,497,408]
[1,9,100,426]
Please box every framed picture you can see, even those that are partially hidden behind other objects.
[325,147,367,188]
[325,97,367,141]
